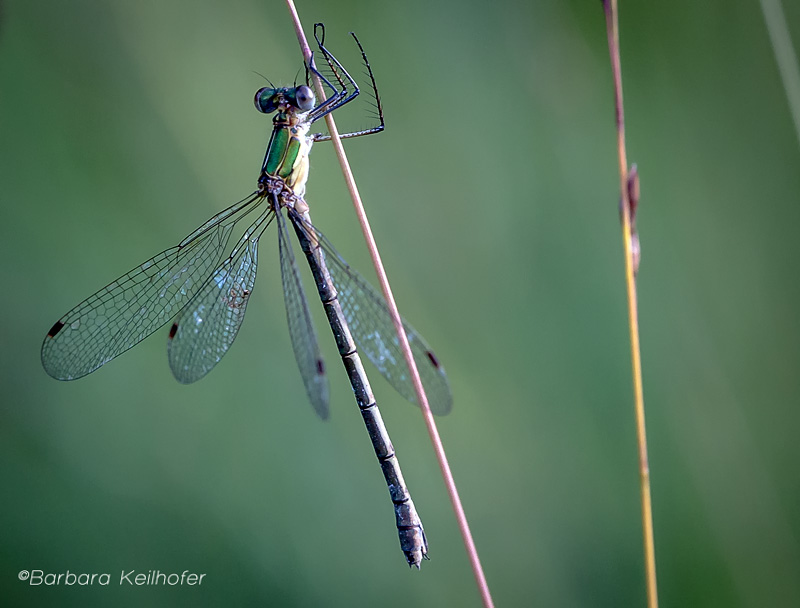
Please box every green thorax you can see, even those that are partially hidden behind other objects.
[261,109,312,197]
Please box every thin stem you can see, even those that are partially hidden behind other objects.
[759,0,800,150]
[283,3,495,606]
[602,2,659,607]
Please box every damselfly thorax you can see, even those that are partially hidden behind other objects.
[256,85,315,199]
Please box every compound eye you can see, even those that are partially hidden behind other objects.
[254,87,278,113]
[294,85,315,111]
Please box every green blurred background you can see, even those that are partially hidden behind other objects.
[2,0,800,606]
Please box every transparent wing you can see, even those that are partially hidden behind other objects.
[277,207,329,419]
[41,192,266,380]
[290,210,452,415]
[168,209,273,384]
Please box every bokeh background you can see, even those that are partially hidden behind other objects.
[2,0,800,606]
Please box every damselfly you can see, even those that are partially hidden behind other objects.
[41,24,451,568]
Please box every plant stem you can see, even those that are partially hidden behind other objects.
[602,2,658,607]
[283,3,495,606]
[759,0,800,149]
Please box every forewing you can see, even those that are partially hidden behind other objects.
[277,208,329,419]
[291,211,452,415]
[167,209,272,384]
[41,192,264,380]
